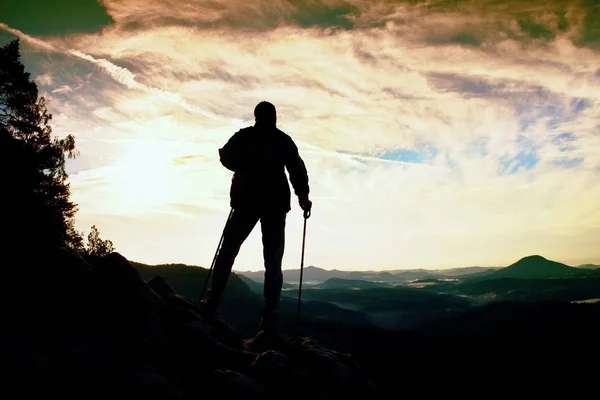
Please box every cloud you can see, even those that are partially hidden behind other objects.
[69,49,144,89]
[0,22,59,51]
[51,85,75,93]
[35,72,54,86]
[2,0,600,268]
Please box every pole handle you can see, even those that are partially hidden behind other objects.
[303,208,311,219]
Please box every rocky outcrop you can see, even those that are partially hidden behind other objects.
[0,247,377,400]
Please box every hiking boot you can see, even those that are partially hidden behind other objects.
[258,309,278,333]
[258,317,277,332]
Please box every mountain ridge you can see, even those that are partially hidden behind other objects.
[488,255,589,279]
[234,255,596,284]
[237,265,502,284]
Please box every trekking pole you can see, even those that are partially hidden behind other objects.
[200,207,234,302]
[296,206,311,336]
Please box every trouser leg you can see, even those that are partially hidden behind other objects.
[260,212,286,315]
[209,209,259,299]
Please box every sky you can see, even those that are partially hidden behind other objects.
[2,0,600,271]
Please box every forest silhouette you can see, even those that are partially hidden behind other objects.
[1,39,113,257]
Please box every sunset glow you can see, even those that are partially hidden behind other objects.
[2,0,599,270]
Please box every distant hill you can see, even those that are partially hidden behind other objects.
[314,278,391,290]
[454,268,498,278]
[133,262,257,303]
[577,264,600,270]
[239,265,348,284]
[236,273,264,293]
[238,274,295,292]
[488,255,589,279]
[452,277,600,302]
[441,267,500,277]
[237,265,503,285]
[281,286,471,330]
[133,262,373,333]
[132,261,262,335]
[390,269,437,281]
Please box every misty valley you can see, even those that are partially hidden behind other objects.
[132,255,600,398]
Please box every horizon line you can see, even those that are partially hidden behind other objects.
[131,254,600,271]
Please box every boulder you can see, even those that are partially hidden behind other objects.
[0,247,377,400]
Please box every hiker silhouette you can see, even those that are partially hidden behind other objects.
[201,101,311,331]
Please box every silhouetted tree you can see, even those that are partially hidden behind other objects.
[66,220,86,254]
[1,39,79,249]
[85,225,114,258]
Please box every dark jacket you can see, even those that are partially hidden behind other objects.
[218,124,310,213]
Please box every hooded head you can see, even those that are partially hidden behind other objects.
[254,101,277,127]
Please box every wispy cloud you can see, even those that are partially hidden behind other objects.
[0,22,59,50]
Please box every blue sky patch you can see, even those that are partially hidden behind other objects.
[551,132,578,152]
[570,98,592,113]
[377,144,439,163]
[516,94,592,135]
[499,150,539,175]
[552,132,576,143]
[550,157,584,169]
